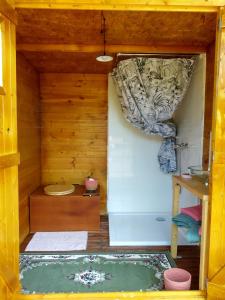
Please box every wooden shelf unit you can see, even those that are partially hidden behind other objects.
[29,185,100,232]
[171,175,209,290]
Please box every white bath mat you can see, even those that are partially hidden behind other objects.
[25,231,88,251]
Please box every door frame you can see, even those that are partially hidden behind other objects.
[1,1,225,300]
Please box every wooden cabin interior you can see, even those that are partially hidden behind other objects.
[15,8,217,291]
[16,9,216,233]
[2,1,225,299]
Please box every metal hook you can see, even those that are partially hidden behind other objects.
[174,143,188,150]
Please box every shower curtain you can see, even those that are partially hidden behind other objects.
[111,57,196,173]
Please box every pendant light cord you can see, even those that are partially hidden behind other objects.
[96,12,113,62]
[100,11,106,56]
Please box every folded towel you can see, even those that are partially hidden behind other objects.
[186,226,201,243]
[181,204,202,221]
[172,213,200,228]
[172,213,201,243]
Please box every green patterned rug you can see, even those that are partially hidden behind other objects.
[20,252,175,294]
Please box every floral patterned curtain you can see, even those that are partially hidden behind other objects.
[111,57,196,173]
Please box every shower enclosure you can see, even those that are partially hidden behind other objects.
[107,55,206,246]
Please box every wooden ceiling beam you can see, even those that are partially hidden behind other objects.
[0,0,17,24]
[17,44,103,52]
[14,0,221,12]
[16,43,207,54]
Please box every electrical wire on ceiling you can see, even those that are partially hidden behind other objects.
[96,12,113,63]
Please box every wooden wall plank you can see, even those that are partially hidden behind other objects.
[0,276,11,300]
[6,0,15,8]
[0,153,20,168]
[40,73,107,214]
[0,14,20,299]
[208,10,225,280]
[208,265,225,299]
[17,53,41,243]
[202,43,215,169]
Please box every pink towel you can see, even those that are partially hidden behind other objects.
[181,204,202,221]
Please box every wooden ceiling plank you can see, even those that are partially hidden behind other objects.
[15,9,217,73]
[16,10,217,46]
[16,44,103,52]
[18,51,115,73]
[108,44,207,54]
[14,0,221,12]
[16,43,207,53]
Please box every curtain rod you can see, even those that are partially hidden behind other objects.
[116,52,198,58]
[114,53,199,67]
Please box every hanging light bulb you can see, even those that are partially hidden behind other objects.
[96,12,113,62]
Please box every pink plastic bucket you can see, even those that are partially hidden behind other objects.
[164,268,191,290]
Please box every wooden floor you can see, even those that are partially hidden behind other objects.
[20,216,200,290]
